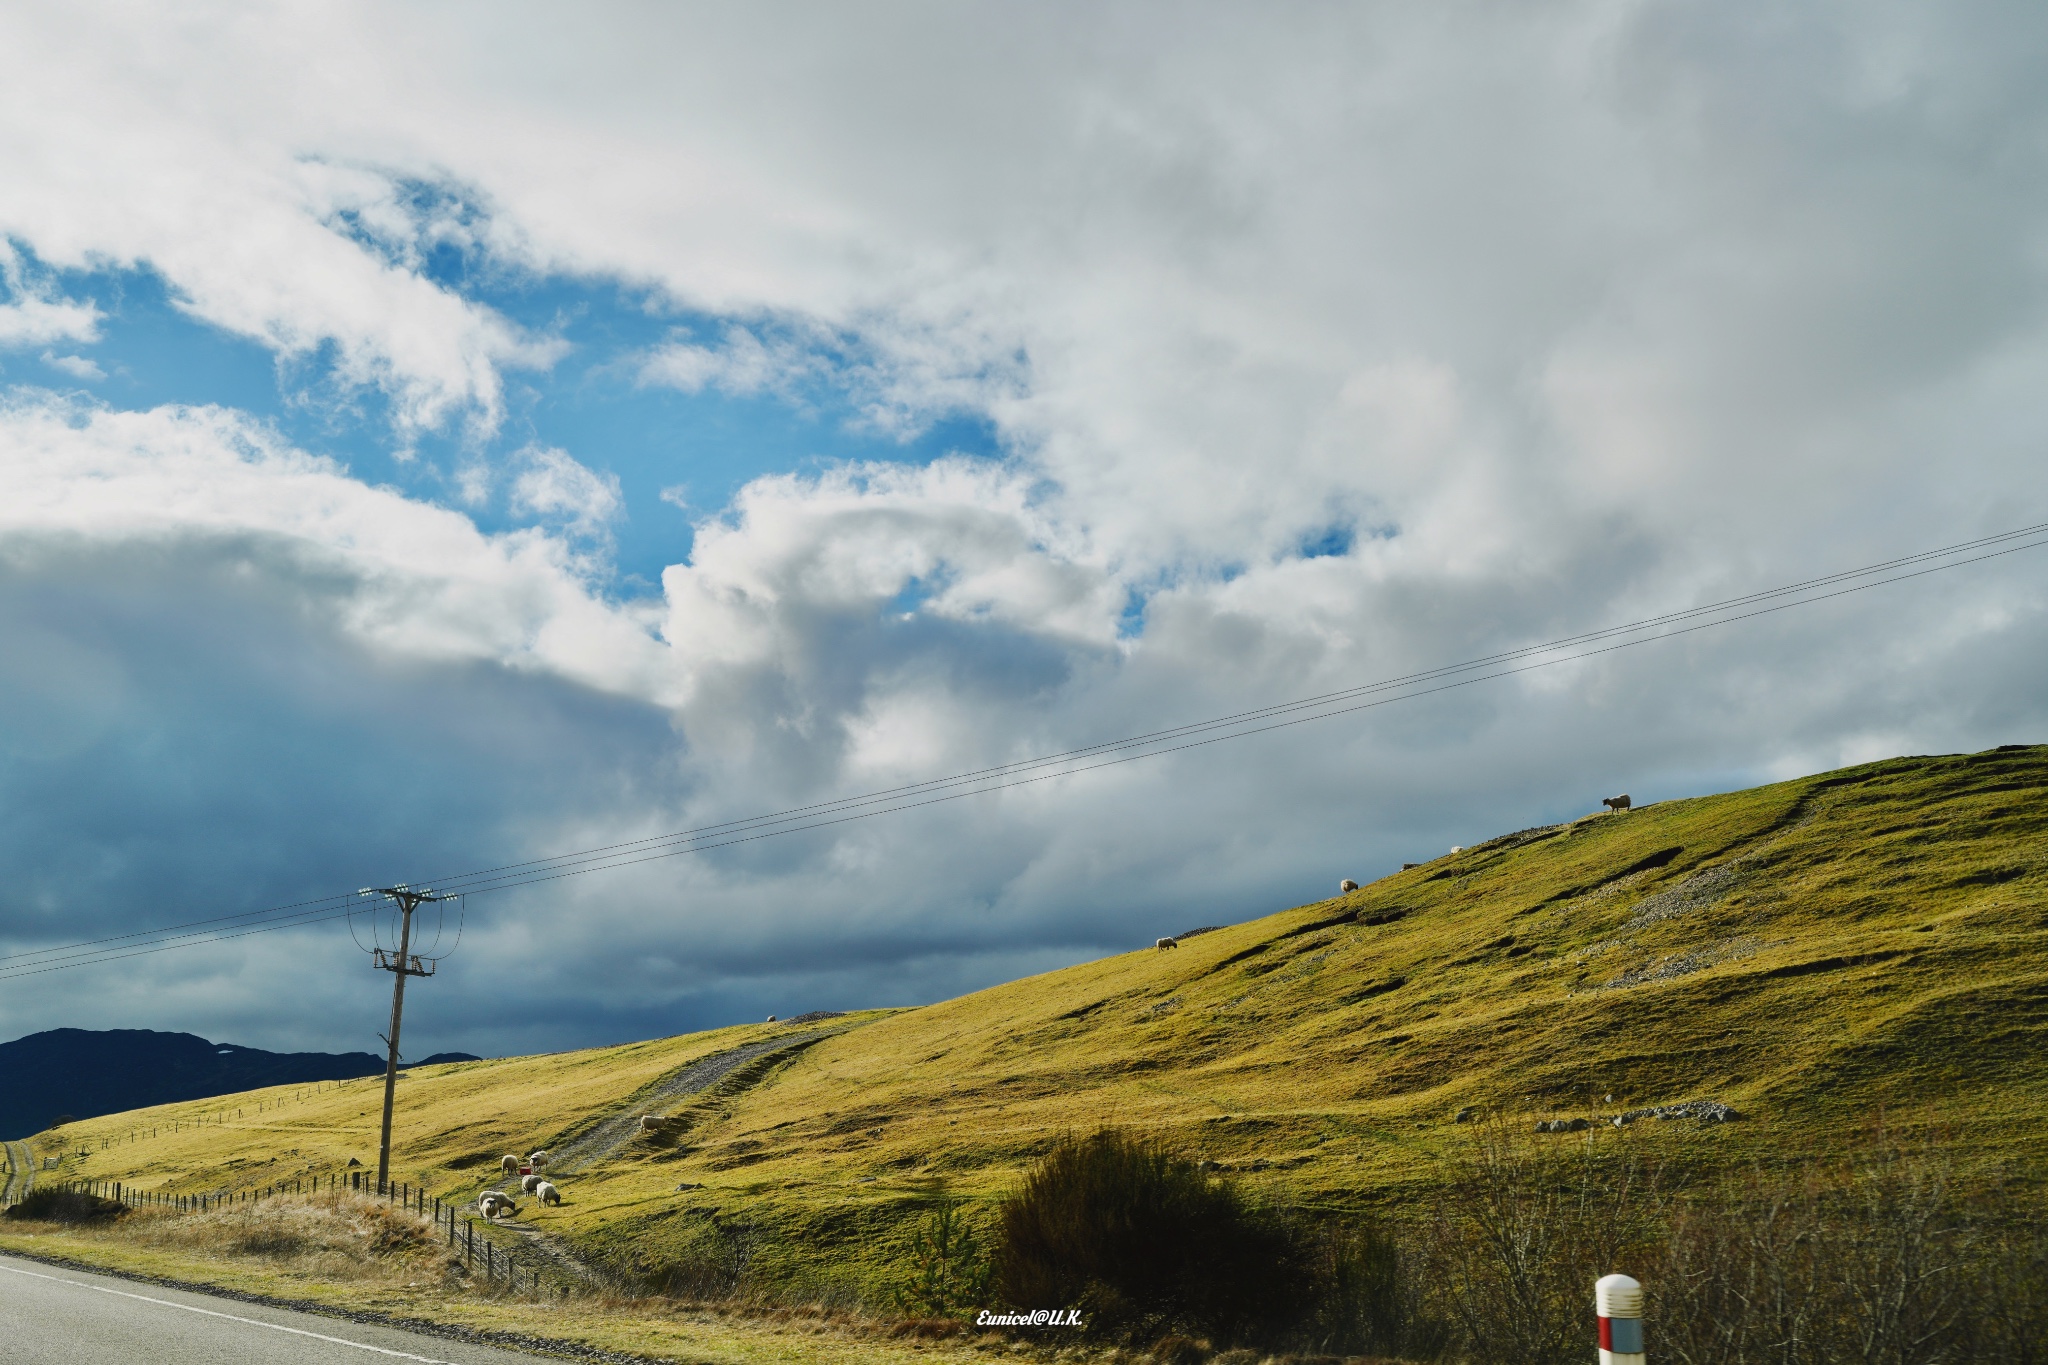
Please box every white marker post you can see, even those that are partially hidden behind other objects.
[1597,1274,1645,1364]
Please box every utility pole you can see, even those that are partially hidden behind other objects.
[359,886,453,1192]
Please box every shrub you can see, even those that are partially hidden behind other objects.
[993,1128,1307,1344]
[3,1189,125,1224]
[1300,1220,1439,1359]
[1652,1137,2048,1365]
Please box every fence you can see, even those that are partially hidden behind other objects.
[26,1172,587,1298]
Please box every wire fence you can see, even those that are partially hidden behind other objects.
[14,1170,616,1299]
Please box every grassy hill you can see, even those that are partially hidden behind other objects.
[20,744,2048,1307]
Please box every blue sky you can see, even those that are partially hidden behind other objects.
[0,3,2043,1059]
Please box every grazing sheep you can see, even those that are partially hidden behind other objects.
[1603,794,1632,813]
[1155,936,1177,951]
[1339,878,1359,893]
[638,1115,669,1133]
[765,1014,777,1022]
[527,1150,550,1168]
[536,1180,561,1206]
[478,1191,517,1217]
[520,1173,544,1194]
[499,1154,520,1176]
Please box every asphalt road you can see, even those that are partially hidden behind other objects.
[0,1254,559,1364]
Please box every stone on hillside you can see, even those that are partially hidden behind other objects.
[1536,1116,1592,1133]
[1613,1098,1742,1126]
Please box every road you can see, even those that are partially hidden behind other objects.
[0,1254,558,1364]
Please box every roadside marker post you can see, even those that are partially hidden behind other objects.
[1596,1273,1645,1364]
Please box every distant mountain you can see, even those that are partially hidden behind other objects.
[0,1028,480,1139]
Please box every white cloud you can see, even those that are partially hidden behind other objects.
[507,445,622,535]
[0,296,101,349]
[39,351,103,380]
[638,327,813,397]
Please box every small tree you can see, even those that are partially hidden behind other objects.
[892,1197,994,1317]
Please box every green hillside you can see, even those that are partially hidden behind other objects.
[20,745,2048,1307]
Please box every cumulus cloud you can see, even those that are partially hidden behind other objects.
[0,396,672,702]
[0,16,560,437]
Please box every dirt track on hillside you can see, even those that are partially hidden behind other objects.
[547,1029,838,1177]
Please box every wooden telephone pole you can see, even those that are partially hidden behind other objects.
[359,886,454,1192]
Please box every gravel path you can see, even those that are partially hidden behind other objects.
[2,1142,33,1207]
[448,1027,846,1295]
[547,1030,835,1177]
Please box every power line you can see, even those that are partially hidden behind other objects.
[1,521,2043,981]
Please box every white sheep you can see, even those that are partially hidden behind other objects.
[499,1154,520,1176]
[478,1191,516,1218]
[527,1150,550,1169]
[535,1180,561,1206]
[1603,794,1632,813]
[1155,936,1177,951]
[1339,878,1359,893]
[638,1115,669,1133]
[520,1173,544,1194]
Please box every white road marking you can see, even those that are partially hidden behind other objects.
[0,1260,461,1362]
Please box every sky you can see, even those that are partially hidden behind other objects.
[0,1,2044,1059]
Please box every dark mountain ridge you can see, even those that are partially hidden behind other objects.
[0,1028,478,1139]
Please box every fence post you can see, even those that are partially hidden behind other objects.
[1596,1274,1645,1365]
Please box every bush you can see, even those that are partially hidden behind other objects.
[3,1189,126,1224]
[1301,1220,1437,1359]
[1653,1138,2048,1365]
[993,1128,1308,1344]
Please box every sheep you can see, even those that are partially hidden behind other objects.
[478,1191,517,1218]
[499,1154,520,1176]
[535,1180,561,1207]
[1155,936,1178,951]
[520,1173,544,1194]
[638,1115,670,1133]
[527,1150,550,1169]
[1603,794,1632,813]
[1339,878,1359,893]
